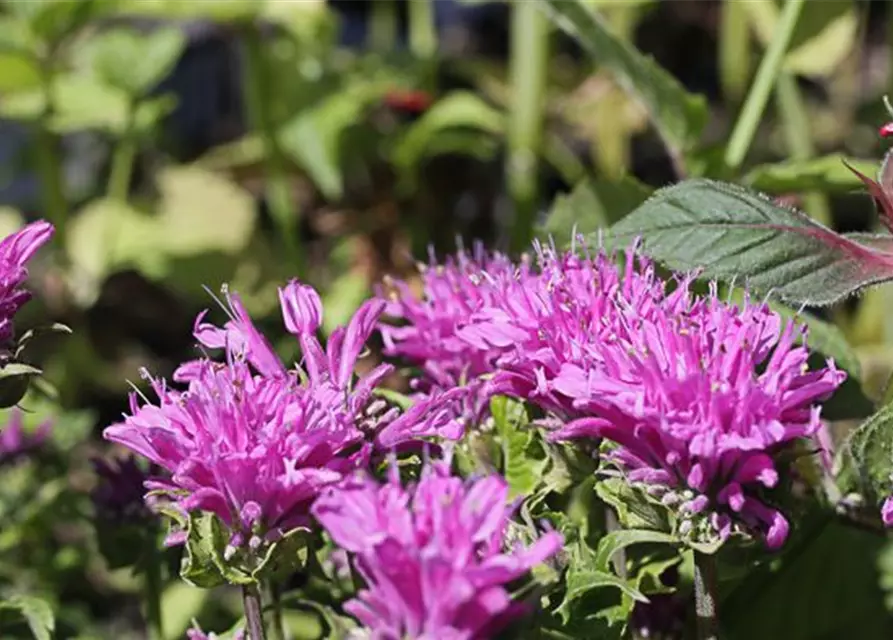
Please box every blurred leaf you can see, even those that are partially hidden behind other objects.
[161,583,209,640]
[116,0,258,21]
[744,156,878,194]
[88,27,186,95]
[279,86,381,200]
[321,268,370,336]
[0,73,175,133]
[0,595,54,640]
[6,0,101,48]
[745,0,857,78]
[67,166,256,287]
[540,176,652,240]
[722,517,890,638]
[0,363,41,408]
[391,91,504,185]
[0,54,41,92]
[609,179,893,306]
[541,0,707,151]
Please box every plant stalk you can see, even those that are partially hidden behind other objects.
[774,71,831,225]
[724,0,805,170]
[241,26,303,276]
[270,582,286,640]
[144,546,164,640]
[693,551,720,640]
[35,62,67,242]
[108,97,139,202]
[507,0,549,252]
[242,583,267,640]
[719,0,751,104]
[408,0,437,59]
[369,0,398,52]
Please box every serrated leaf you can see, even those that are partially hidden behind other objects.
[539,176,652,240]
[845,403,893,502]
[595,477,673,532]
[743,155,878,194]
[594,529,678,572]
[540,0,707,151]
[609,178,893,306]
[490,396,547,497]
[180,512,252,588]
[1,595,54,640]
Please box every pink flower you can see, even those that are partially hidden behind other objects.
[464,242,844,549]
[0,220,53,346]
[0,408,51,462]
[378,245,535,423]
[312,463,563,639]
[105,280,469,548]
[882,497,893,527]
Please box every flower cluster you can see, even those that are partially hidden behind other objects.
[378,244,535,422]
[0,220,54,349]
[0,408,52,463]
[105,281,467,549]
[444,242,844,548]
[312,462,562,639]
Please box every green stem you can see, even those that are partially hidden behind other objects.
[507,0,549,253]
[34,62,67,242]
[408,0,437,59]
[369,0,398,52]
[269,582,286,640]
[693,551,720,640]
[107,98,139,202]
[242,583,267,640]
[144,546,164,640]
[774,71,831,225]
[241,27,303,276]
[719,0,751,105]
[724,0,805,170]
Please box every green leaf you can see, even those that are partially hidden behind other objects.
[845,403,893,503]
[88,27,187,95]
[743,155,878,194]
[491,396,547,497]
[540,0,707,152]
[609,178,893,306]
[594,529,678,572]
[722,516,890,638]
[66,166,256,294]
[391,91,504,186]
[180,512,252,588]
[1,595,55,640]
[564,569,649,605]
[279,86,384,200]
[321,268,369,336]
[115,0,258,22]
[7,0,102,46]
[540,176,653,240]
[595,477,673,532]
[745,0,857,78]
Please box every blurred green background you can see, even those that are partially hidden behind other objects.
[3,0,893,638]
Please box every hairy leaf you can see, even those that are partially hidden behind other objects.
[540,0,707,151]
[845,403,893,503]
[595,529,678,573]
[491,396,547,498]
[609,179,893,305]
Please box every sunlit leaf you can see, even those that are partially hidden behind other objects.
[540,0,707,152]
[540,176,652,240]
[88,26,187,96]
[743,155,878,194]
[0,595,54,640]
[609,179,893,306]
